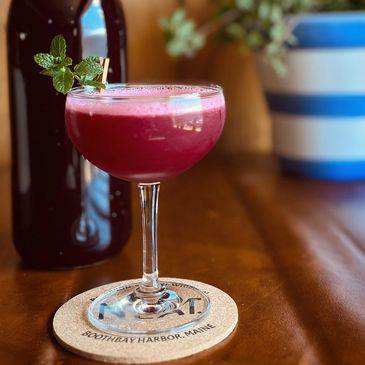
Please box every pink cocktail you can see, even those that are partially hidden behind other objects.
[65,84,225,335]
[66,86,225,183]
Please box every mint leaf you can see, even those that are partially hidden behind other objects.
[40,69,59,77]
[85,56,100,63]
[34,53,59,69]
[74,57,104,81]
[60,57,73,67]
[52,68,74,94]
[80,80,106,89]
[50,35,66,59]
[34,34,107,93]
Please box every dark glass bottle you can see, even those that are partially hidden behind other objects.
[7,0,131,269]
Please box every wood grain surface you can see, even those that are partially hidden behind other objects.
[1,154,364,364]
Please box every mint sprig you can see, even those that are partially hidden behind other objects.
[34,35,106,94]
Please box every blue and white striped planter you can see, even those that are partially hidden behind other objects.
[257,12,365,181]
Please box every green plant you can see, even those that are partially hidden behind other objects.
[34,35,106,94]
[160,0,365,75]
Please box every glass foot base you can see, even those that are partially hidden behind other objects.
[88,280,211,334]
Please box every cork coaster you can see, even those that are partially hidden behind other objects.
[53,278,238,364]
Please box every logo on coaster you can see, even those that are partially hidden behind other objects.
[94,282,209,321]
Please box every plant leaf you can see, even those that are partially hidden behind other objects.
[50,35,66,59]
[34,53,58,69]
[258,2,271,19]
[35,35,108,92]
[40,69,58,77]
[225,23,245,40]
[74,57,103,80]
[80,80,106,89]
[84,56,100,63]
[171,8,186,27]
[59,57,72,67]
[235,0,254,11]
[52,68,74,94]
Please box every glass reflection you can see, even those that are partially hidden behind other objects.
[170,95,203,132]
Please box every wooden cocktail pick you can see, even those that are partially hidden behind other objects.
[98,57,110,94]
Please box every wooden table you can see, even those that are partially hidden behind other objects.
[1,154,364,365]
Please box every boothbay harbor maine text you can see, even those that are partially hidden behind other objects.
[81,323,216,344]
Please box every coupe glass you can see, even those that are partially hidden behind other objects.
[65,84,225,334]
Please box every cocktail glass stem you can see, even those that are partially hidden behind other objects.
[134,183,166,306]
